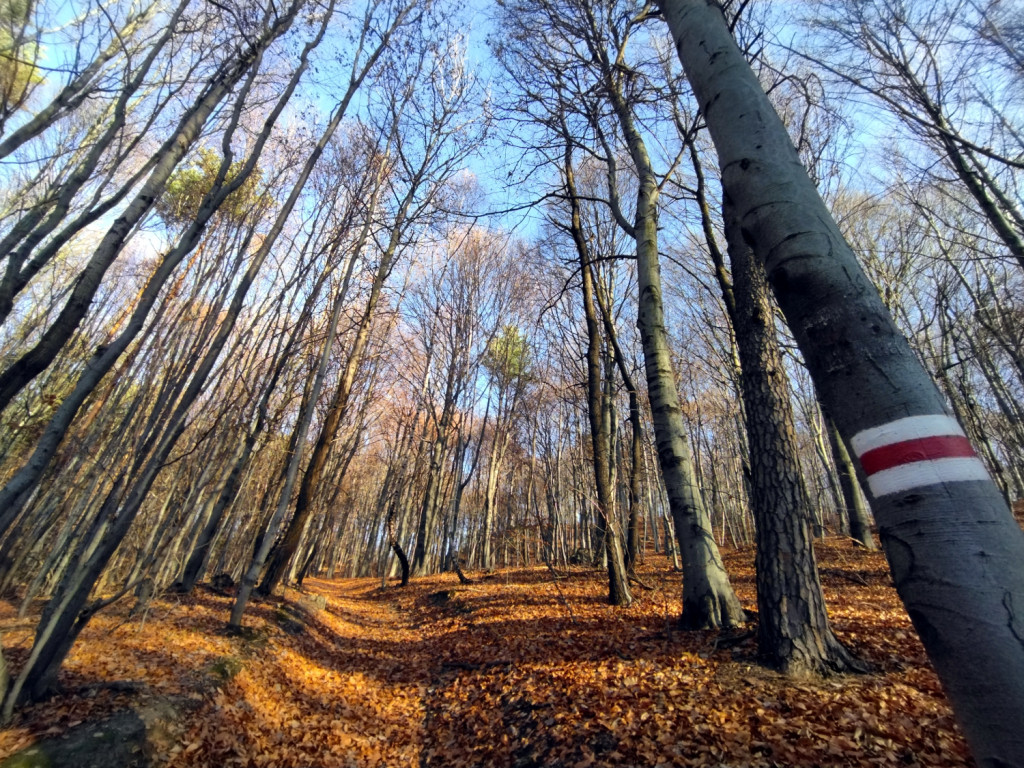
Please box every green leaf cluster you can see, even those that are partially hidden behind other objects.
[0,0,42,116]
[156,147,268,228]
[483,324,530,387]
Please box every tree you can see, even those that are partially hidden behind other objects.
[805,0,1024,271]
[479,323,531,572]
[0,0,347,715]
[724,208,862,674]
[494,0,745,629]
[660,0,1024,761]
[578,0,745,628]
[674,31,862,670]
[561,140,632,606]
[0,0,41,126]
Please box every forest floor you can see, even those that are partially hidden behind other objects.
[0,539,970,767]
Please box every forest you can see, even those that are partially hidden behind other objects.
[0,0,1022,765]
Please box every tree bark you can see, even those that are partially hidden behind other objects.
[574,170,632,607]
[580,1,742,627]
[725,211,861,675]
[661,1,1024,762]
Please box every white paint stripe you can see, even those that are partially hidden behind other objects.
[851,414,964,457]
[866,456,990,497]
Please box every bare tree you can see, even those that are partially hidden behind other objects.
[661,0,1024,761]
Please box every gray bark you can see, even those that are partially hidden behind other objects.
[579,0,742,627]
[661,1,1024,763]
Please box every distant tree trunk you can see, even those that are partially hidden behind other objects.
[411,433,447,576]
[482,445,502,571]
[584,253,633,607]
[824,414,876,550]
[386,493,410,587]
[178,440,251,593]
[662,0,1024,761]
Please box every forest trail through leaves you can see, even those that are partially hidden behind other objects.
[1,540,970,767]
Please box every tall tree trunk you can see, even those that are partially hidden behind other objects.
[591,257,644,573]
[562,139,632,606]
[583,238,632,607]
[688,131,860,668]
[726,213,862,675]
[662,1,1024,761]
[584,7,743,627]
[630,153,743,629]
[257,195,387,596]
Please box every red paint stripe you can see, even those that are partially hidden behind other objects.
[860,435,976,476]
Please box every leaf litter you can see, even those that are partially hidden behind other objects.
[0,539,969,767]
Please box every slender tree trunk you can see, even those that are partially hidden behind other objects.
[257,202,386,596]
[633,169,743,627]
[591,259,644,573]
[824,414,876,550]
[562,140,631,606]
[583,250,632,607]
[482,450,500,571]
[662,1,1024,761]
[584,11,743,626]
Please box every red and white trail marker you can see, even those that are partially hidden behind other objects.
[850,414,989,497]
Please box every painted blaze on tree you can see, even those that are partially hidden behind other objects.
[657,0,1024,764]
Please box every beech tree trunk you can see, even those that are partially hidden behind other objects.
[661,1,1024,762]
[571,155,632,607]
[591,256,644,574]
[582,5,743,627]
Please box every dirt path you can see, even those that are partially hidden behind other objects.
[2,544,971,767]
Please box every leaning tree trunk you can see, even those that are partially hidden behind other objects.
[661,1,1024,763]
[257,199,386,596]
[385,488,411,588]
[725,214,862,675]
[0,0,293,415]
[824,413,876,550]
